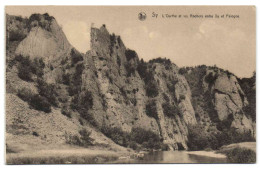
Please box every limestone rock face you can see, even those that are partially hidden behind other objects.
[6,13,255,151]
[183,67,256,137]
[205,70,254,134]
[15,14,72,63]
[74,25,198,149]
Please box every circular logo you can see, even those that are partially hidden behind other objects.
[138,12,147,21]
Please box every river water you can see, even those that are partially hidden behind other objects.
[112,151,227,164]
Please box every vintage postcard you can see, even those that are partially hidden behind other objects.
[5,6,256,164]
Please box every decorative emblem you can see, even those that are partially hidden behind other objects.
[138,12,147,21]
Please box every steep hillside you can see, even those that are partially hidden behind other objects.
[179,66,256,138]
[6,13,256,153]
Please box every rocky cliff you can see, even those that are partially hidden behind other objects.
[180,66,256,138]
[6,14,256,151]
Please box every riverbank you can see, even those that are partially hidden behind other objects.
[217,142,256,153]
[6,145,133,164]
[186,151,226,158]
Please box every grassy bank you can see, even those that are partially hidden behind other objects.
[217,142,256,163]
[6,147,131,164]
[6,153,118,164]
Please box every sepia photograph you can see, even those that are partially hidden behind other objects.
[5,6,256,164]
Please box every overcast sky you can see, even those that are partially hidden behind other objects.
[6,6,255,78]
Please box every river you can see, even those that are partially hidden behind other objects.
[111,151,227,164]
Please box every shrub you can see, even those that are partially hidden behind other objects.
[146,81,159,98]
[101,126,129,147]
[70,49,83,65]
[124,63,135,77]
[226,147,256,163]
[187,124,256,151]
[79,129,94,146]
[16,55,45,81]
[67,63,84,96]
[137,59,147,79]
[30,58,45,78]
[125,49,137,61]
[80,91,93,111]
[137,59,159,97]
[17,88,33,102]
[37,79,58,107]
[29,95,51,113]
[66,129,94,147]
[61,106,72,118]
[101,126,163,150]
[177,142,185,150]
[162,103,179,118]
[145,100,158,119]
[71,91,96,126]
[62,73,70,85]
[187,124,219,150]
[130,127,162,149]
[80,111,97,127]
[129,141,138,150]
[204,72,217,86]
[8,29,27,42]
[32,131,39,137]
[117,55,121,67]
[17,88,51,113]
[17,56,33,81]
[28,13,54,31]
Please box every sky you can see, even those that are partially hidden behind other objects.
[6,6,256,78]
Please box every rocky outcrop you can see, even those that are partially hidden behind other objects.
[182,66,256,138]
[15,14,72,62]
[6,13,255,151]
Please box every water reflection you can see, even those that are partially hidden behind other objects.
[112,151,227,164]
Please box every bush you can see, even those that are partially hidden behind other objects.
[226,147,256,163]
[70,49,83,65]
[61,106,72,118]
[16,55,45,81]
[62,73,70,85]
[145,100,158,119]
[146,81,159,98]
[162,103,179,117]
[129,141,138,150]
[17,88,51,113]
[17,88,33,102]
[67,63,84,96]
[124,63,135,77]
[17,56,33,81]
[28,13,54,31]
[32,131,39,137]
[66,129,94,147]
[30,58,45,78]
[130,127,162,149]
[29,95,51,113]
[101,126,129,147]
[8,29,26,42]
[101,126,163,150]
[137,59,159,98]
[71,91,96,126]
[37,79,58,107]
[187,124,256,151]
[125,49,138,61]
